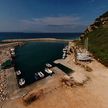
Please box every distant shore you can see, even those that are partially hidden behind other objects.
[1,38,76,43]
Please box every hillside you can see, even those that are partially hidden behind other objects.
[81,11,108,66]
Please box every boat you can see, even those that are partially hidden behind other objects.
[10,48,15,51]
[11,52,15,56]
[63,50,66,53]
[62,52,66,59]
[19,78,25,86]
[46,63,52,68]
[45,68,53,74]
[38,71,44,78]
[62,56,65,59]
[63,46,68,51]
[35,73,39,80]
[63,48,67,51]
[16,70,21,76]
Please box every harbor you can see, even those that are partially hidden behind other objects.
[0,39,108,108]
[0,0,108,107]
[0,40,76,106]
[0,40,69,107]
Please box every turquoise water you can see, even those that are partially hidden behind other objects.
[15,42,67,85]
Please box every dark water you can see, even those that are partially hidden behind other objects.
[0,32,81,40]
[0,32,81,85]
[15,42,67,85]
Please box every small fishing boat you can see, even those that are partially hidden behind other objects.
[19,78,25,86]
[38,71,44,78]
[35,73,39,80]
[63,48,67,51]
[11,52,15,56]
[46,63,52,68]
[16,70,21,76]
[62,52,66,59]
[63,46,68,51]
[63,50,66,53]
[10,48,15,51]
[45,68,53,74]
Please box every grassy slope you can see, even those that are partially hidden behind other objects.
[86,27,108,66]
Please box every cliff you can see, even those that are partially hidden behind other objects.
[81,11,108,66]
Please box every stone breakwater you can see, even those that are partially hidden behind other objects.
[0,42,24,49]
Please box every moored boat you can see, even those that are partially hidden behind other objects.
[38,71,45,78]
[19,78,25,86]
[46,63,52,68]
[10,48,15,51]
[16,70,21,76]
[45,68,53,74]
[34,73,39,80]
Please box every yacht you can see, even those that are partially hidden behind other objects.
[19,78,25,86]
[16,70,21,76]
[45,68,53,74]
[38,71,44,78]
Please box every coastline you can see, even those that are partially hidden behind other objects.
[1,38,76,43]
[1,39,108,108]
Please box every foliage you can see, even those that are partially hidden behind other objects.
[1,59,13,69]
[85,27,108,66]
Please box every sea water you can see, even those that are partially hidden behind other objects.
[15,42,67,84]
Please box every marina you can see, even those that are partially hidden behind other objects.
[14,42,67,86]
[0,0,108,107]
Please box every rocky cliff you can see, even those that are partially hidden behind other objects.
[81,11,108,66]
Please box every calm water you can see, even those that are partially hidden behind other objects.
[1,32,80,85]
[0,32,81,40]
[15,42,67,85]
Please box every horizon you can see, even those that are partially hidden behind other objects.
[0,0,108,33]
[0,32,82,33]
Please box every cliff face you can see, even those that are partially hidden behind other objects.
[81,11,108,66]
[82,11,108,35]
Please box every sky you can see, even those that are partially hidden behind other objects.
[0,0,108,33]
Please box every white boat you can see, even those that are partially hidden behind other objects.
[63,53,66,56]
[45,68,53,74]
[19,78,25,86]
[63,50,66,53]
[62,56,65,59]
[38,71,44,78]
[63,48,67,51]
[10,48,15,51]
[62,52,66,59]
[16,70,21,76]
[63,46,68,51]
[46,63,52,68]
[35,73,39,80]
[11,52,15,55]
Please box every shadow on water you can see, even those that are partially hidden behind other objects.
[55,63,74,75]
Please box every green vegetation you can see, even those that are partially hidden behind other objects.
[1,59,13,69]
[81,11,108,66]
[85,27,108,66]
